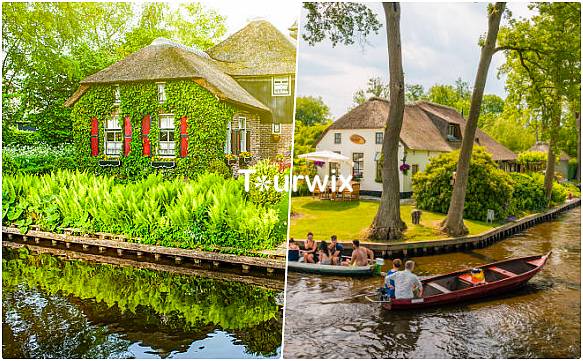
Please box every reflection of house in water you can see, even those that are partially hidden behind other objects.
[315,98,517,197]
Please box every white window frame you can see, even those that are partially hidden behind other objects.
[104,114,122,156]
[334,132,341,144]
[272,122,281,134]
[272,76,291,96]
[238,116,247,152]
[157,82,166,104]
[375,132,384,144]
[159,114,175,157]
[447,123,456,137]
[225,121,232,154]
[114,85,121,105]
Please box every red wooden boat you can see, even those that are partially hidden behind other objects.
[372,252,551,310]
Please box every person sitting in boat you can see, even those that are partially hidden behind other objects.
[387,260,423,299]
[383,258,402,298]
[288,238,300,262]
[342,240,373,266]
[302,232,318,263]
[318,241,332,265]
[328,235,344,265]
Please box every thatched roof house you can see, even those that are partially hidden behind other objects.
[322,97,516,161]
[315,97,517,196]
[66,20,296,166]
[528,142,570,161]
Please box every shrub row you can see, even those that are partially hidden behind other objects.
[3,143,77,175]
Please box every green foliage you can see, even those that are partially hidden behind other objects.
[245,160,286,207]
[2,248,281,337]
[517,151,548,172]
[412,147,514,221]
[70,81,234,180]
[507,173,547,215]
[208,159,233,179]
[2,171,284,250]
[295,96,330,126]
[2,144,76,175]
[352,77,390,106]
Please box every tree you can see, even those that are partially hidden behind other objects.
[302,2,406,240]
[498,2,580,199]
[352,76,390,107]
[440,3,506,236]
[405,84,425,103]
[295,96,331,126]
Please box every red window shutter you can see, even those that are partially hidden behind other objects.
[180,116,188,158]
[141,115,151,157]
[90,117,99,156]
[124,116,132,156]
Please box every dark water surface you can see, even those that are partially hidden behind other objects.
[2,249,282,359]
[284,208,581,358]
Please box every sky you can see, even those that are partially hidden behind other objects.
[296,3,536,119]
[199,0,301,39]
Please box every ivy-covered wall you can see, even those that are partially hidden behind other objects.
[71,80,235,180]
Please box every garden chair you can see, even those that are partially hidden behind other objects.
[313,187,322,199]
[350,183,361,201]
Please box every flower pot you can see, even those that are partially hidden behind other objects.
[98,160,121,167]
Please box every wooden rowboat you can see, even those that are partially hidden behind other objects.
[287,260,374,276]
[371,252,551,310]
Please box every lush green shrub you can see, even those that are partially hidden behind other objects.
[2,127,41,146]
[2,170,283,250]
[508,173,547,214]
[245,160,287,207]
[517,150,547,172]
[208,159,232,179]
[2,144,76,175]
[568,158,578,180]
[412,147,514,221]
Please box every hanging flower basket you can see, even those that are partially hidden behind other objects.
[239,152,253,165]
[225,154,238,165]
[314,161,325,168]
[400,163,411,175]
[98,159,121,167]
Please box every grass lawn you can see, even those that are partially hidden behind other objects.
[289,196,498,242]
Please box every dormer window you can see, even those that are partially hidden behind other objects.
[272,76,290,96]
[272,122,281,134]
[447,123,460,141]
[114,85,121,105]
[157,82,166,103]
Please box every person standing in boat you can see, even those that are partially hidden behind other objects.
[302,232,318,263]
[387,260,423,299]
[383,258,402,298]
[328,235,344,265]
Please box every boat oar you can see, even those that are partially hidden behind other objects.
[319,291,378,304]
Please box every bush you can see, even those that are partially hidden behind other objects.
[517,151,547,172]
[2,143,76,175]
[245,160,287,207]
[412,147,514,221]
[508,173,547,214]
[568,158,578,180]
[2,170,284,250]
[208,159,232,179]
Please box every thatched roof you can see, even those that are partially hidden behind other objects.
[206,20,296,76]
[321,98,517,161]
[529,142,571,161]
[65,38,269,112]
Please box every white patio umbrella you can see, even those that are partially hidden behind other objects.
[297,150,353,166]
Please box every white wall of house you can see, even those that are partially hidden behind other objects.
[316,128,447,195]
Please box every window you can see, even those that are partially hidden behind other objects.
[114,85,121,105]
[272,76,290,96]
[157,82,166,103]
[334,133,341,144]
[230,116,250,155]
[447,123,460,141]
[104,115,122,156]
[225,122,231,154]
[375,132,383,144]
[353,152,364,178]
[159,114,175,157]
[272,122,281,134]
[412,164,419,175]
[329,162,340,177]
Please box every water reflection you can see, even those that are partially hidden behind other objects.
[284,208,580,358]
[2,249,282,358]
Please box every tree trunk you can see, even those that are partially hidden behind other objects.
[576,111,581,182]
[441,3,506,237]
[544,108,560,201]
[369,2,406,241]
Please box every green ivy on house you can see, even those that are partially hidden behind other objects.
[70,80,235,180]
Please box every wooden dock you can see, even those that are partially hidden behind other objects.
[2,226,286,287]
[338,198,581,258]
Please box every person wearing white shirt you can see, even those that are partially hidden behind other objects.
[387,260,423,299]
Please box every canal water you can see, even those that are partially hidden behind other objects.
[2,248,282,358]
[284,207,580,358]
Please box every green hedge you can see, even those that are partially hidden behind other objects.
[2,170,283,251]
[413,147,572,221]
[2,144,77,175]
